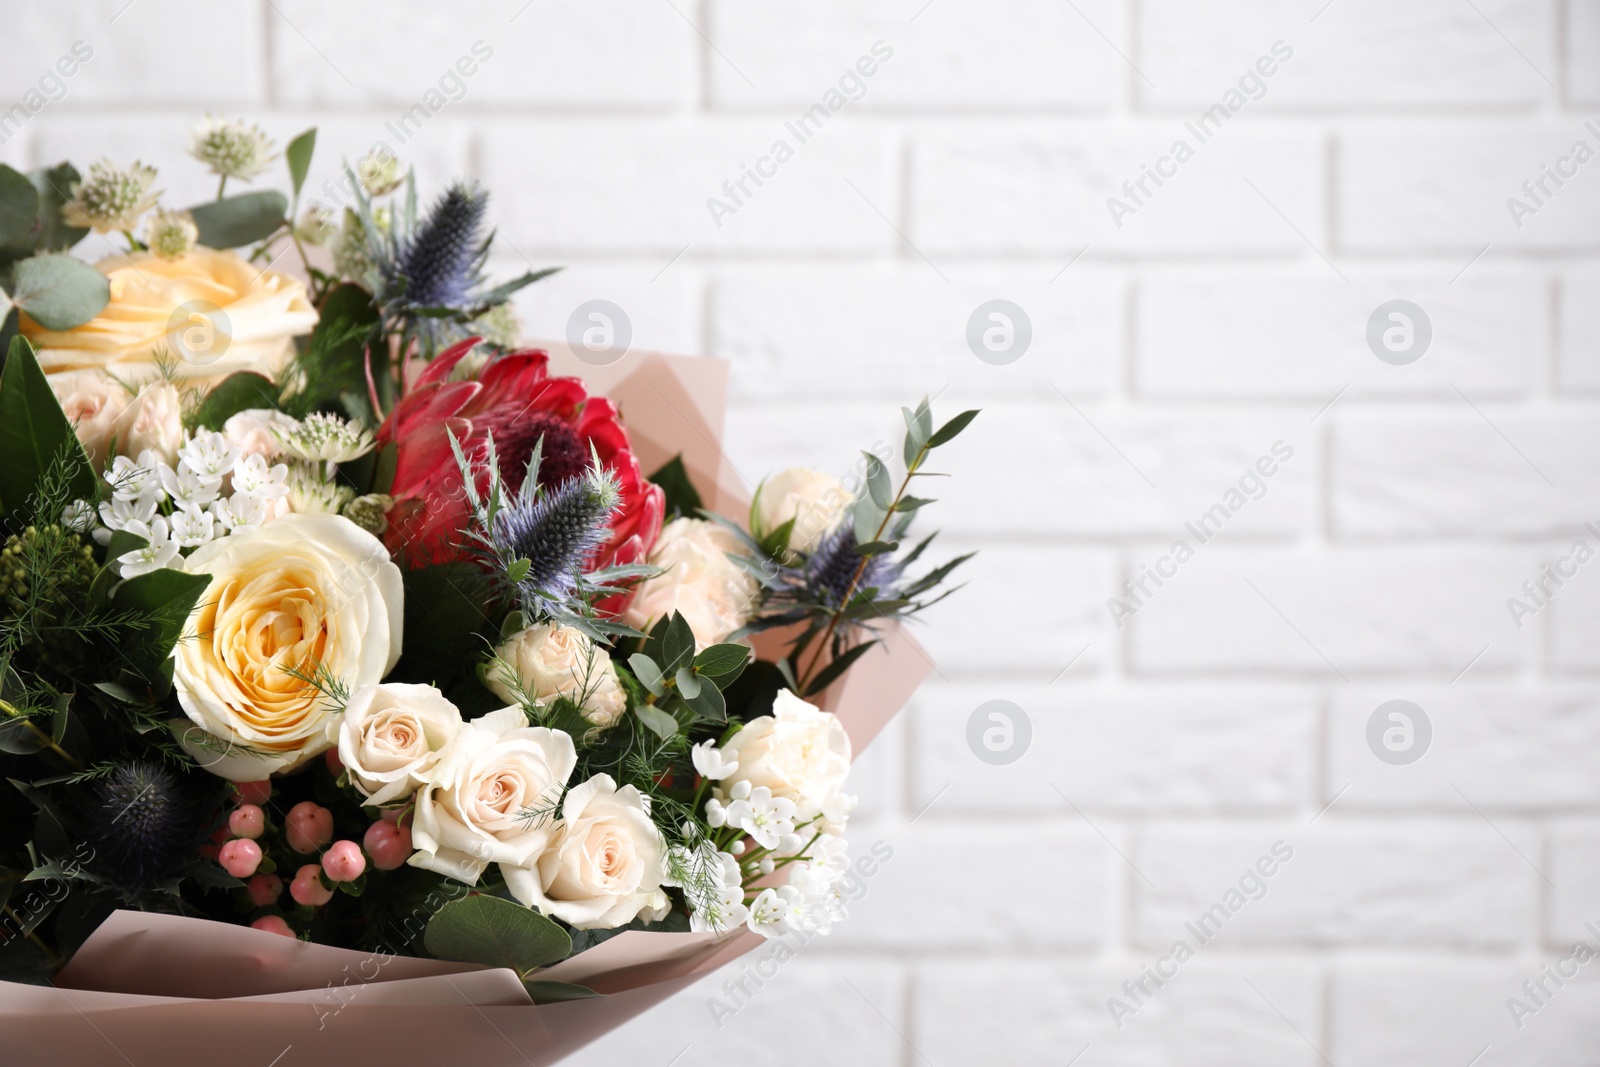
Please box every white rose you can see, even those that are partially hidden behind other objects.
[407,706,577,885]
[111,381,184,466]
[754,467,850,554]
[49,368,129,470]
[173,513,404,781]
[486,624,627,728]
[716,689,851,823]
[623,517,758,650]
[504,773,668,929]
[221,407,296,459]
[337,683,464,806]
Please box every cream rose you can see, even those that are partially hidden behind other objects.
[337,683,464,806]
[754,467,850,555]
[22,247,318,382]
[504,773,668,929]
[111,381,185,466]
[623,517,758,650]
[407,706,577,885]
[173,513,404,781]
[221,407,297,459]
[48,368,129,469]
[716,689,851,822]
[486,624,627,728]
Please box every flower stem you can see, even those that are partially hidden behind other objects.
[216,175,228,199]
[1,904,61,967]
[0,699,84,771]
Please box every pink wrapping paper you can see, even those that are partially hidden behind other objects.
[0,346,934,1066]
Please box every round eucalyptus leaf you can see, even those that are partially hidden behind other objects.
[8,254,110,330]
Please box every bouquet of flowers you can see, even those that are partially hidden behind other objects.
[0,120,975,1061]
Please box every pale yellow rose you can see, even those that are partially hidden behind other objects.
[487,624,627,728]
[623,518,759,650]
[48,368,129,469]
[754,467,850,554]
[715,689,851,822]
[22,247,318,382]
[111,381,184,466]
[173,513,404,781]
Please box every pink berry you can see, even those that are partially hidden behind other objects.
[236,780,272,806]
[322,840,366,883]
[246,873,283,907]
[250,915,296,938]
[219,838,263,879]
[285,801,334,854]
[289,864,334,906]
[363,821,412,871]
[228,804,265,840]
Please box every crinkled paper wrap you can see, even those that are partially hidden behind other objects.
[0,344,935,1066]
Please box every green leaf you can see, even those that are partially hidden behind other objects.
[522,980,600,1004]
[189,191,288,249]
[474,267,562,309]
[634,701,679,741]
[111,567,212,681]
[661,612,696,674]
[392,562,499,693]
[682,679,726,722]
[863,452,892,509]
[287,282,380,420]
[627,653,665,696]
[285,128,316,199]
[191,371,280,430]
[803,639,879,697]
[0,165,41,252]
[674,668,702,699]
[0,720,46,757]
[29,164,89,252]
[0,336,95,516]
[423,894,572,975]
[927,409,979,448]
[506,558,531,584]
[648,454,703,520]
[692,643,750,678]
[8,254,110,330]
[856,540,899,556]
[852,494,884,546]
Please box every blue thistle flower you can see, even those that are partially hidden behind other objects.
[804,523,902,608]
[80,762,210,897]
[391,181,489,310]
[492,465,622,605]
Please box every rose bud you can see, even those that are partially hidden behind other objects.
[228,803,265,840]
[321,840,366,883]
[289,864,334,906]
[285,801,334,853]
[363,820,412,871]
[246,873,283,907]
[219,838,263,878]
[250,915,296,938]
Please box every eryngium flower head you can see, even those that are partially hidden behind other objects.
[392,181,488,310]
[492,460,622,605]
[80,762,209,897]
[63,159,160,233]
[189,115,277,180]
[804,523,902,609]
[144,207,198,261]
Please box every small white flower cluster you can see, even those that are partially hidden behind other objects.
[70,431,290,578]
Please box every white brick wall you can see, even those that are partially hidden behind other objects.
[7,2,1598,1063]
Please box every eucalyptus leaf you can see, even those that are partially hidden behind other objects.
[522,980,600,1004]
[692,643,750,678]
[0,165,40,251]
[424,894,572,975]
[627,653,665,696]
[190,191,288,249]
[863,452,892,509]
[682,680,726,722]
[674,668,702,699]
[285,128,316,199]
[8,254,110,330]
[634,701,680,741]
[29,163,89,252]
[927,409,979,448]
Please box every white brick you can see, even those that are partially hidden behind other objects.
[479,119,897,254]
[1135,822,1536,948]
[911,123,1324,255]
[1332,409,1600,536]
[916,961,1319,1067]
[707,0,1120,110]
[710,265,1123,402]
[1140,0,1555,110]
[1551,562,1600,671]
[724,402,900,496]
[1128,548,1530,676]
[1550,823,1600,947]
[495,256,702,359]
[0,1,262,105]
[1572,0,1600,107]
[1136,272,1540,399]
[565,959,904,1067]
[1328,686,1600,811]
[268,1,692,107]
[1339,122,1600,251]
[825,819,1108,950]
[1558,266,1600,391]
[910,683,1315,813]
[1333,964,1600,1067]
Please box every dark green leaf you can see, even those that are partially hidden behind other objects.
[111,567,212,681]
[522,980,599,1003]
[287,282,380,420]
[0,720,46,756]
[927,409,979,448]
[648,454,703,520]
[661,612,695,674]
[0,336,95,516]
[856,540,899,556]
[692,643,750,678]
[28,164,89,253]
[285,128,316,199]
[393,562,500,693]
[8,254,110,330]
[803,639,879,697]
[190,191,288,249]
[424,894,572,975]
[627,653,665,696]
[0,164,40,251]
[191,371,280,431]
[682,678,726,722]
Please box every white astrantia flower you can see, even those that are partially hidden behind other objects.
[190,116,276,180]
[177,431,240,481]
[719,780,796,852]
[285,461,355,515]
[273,411,375,464]
[117,516,179,577]
[295,206,335,246]
[690,740,739,781]
[357,148,403,197]
[144,207,198,261]
[231,453,290,498]
[62,159,160,233]
[167,506,216,549]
